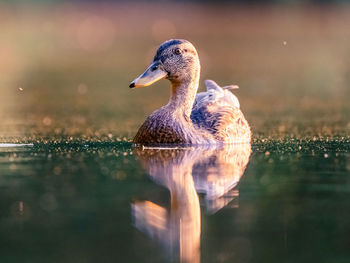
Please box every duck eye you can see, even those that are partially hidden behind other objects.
[174,48,181,55]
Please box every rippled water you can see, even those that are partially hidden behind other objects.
[0,139,349,263]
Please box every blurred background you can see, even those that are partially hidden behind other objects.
[0,0,349,142]
[1,2,350,263]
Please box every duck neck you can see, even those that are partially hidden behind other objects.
[167,71,200,119]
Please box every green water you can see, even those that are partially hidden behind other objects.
[0,139,349,263]
[1,3,350,262]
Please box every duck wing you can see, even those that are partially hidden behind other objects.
[190,80,251,143]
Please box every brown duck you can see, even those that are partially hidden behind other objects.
[129,39,251,145]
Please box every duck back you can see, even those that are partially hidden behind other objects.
[191,80,251,143]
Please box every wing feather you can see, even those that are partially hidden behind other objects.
[191,80,251,143]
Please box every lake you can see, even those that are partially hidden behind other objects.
[0,3,349,263]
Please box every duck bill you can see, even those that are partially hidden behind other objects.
[129,62,167,88]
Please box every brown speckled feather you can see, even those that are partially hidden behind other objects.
[133,110,188,144]
[191,80,251,143]
[134,106,216,145]
[191,104,250,143]
[131,39,251,145]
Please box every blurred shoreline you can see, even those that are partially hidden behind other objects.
[0,2,349,142]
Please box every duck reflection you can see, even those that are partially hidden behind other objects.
[132,144,251,262]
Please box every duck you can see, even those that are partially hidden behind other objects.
[129,39,251,145]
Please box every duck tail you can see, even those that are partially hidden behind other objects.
[222,85,239,90]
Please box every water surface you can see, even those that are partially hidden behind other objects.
[0,3,350,263]
[0,139,349,262]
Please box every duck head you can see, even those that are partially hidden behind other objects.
[129,39,200,88]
